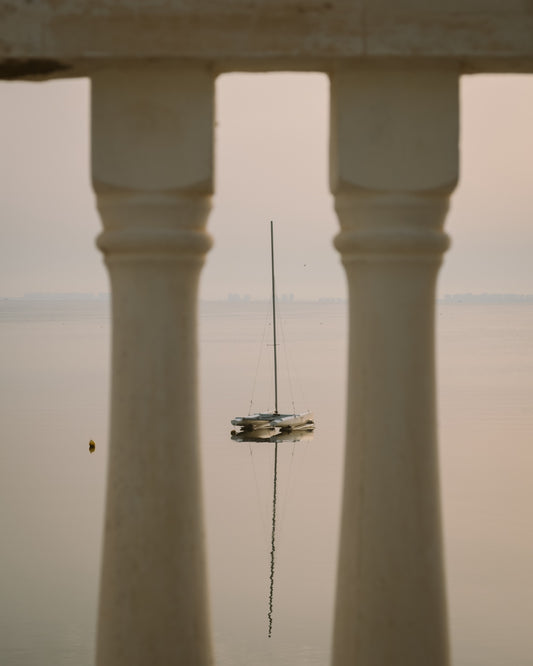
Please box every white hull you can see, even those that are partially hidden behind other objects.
[271,411,314,431]
[231,413,277,430]
[231,411,314,433]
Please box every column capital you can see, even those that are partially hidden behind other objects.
[91,64,214,262]
[329,66,459,195]
[92,64,214,194]
[333,190,450,260]
[330,66,458,264]
[95,190,213,261]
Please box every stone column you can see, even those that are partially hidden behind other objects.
[92,65,214,666]
[330,67,458,666]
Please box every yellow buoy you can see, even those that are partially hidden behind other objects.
[89,439,96,453]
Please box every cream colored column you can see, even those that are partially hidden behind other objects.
[330,67,458,666]
[91,65,214,666]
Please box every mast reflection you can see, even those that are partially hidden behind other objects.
[230,426,314,637]
[268,441,278,638]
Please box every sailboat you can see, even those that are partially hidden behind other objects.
[231,221,314,434]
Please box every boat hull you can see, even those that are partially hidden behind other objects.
[231,411,314,433]
[230,413,277,431]
[271,411,314,431]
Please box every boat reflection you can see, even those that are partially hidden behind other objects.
[230,426,315,445]
[230,426,315,637]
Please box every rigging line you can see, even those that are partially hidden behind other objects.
[248,309,270,415]
[278,313,297,413]
[281,311,312,412]
[294,366,311,412]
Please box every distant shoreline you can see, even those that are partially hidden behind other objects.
[438,293,533,304]
[2,292,110,302]
[2,292,533,304]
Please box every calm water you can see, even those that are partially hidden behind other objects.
[0,299,531,665]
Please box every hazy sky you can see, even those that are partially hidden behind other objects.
[1,72,532,300]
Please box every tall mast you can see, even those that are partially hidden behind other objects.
[270,220,278,414]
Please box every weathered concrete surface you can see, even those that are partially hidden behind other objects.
[331,66,458,666]
[1,0,533,78]
[92,65,214,666]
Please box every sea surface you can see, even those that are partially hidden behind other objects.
[0,299,531,666]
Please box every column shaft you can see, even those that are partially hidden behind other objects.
[91,66,214,666]
[330,67,459,666]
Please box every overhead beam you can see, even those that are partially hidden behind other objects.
[1,2,533,79]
